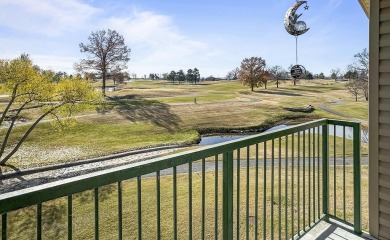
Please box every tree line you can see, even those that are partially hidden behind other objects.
[165,68,200,84]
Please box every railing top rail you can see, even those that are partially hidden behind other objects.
[327,119,361,128]
[0,118,348,214]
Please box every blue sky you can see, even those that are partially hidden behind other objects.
[0,0,368,78]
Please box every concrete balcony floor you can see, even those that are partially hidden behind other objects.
[301,220,375,240]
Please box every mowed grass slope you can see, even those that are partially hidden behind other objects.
[0,79,368,169]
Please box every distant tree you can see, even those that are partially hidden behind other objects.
[205,76,217,81]
[78,29,130,96]
[193,68,200,84]
[84,72,96,82]
[53,71,69,83]
[149,73,155,80]
[177,70,185,84]
[306,72,314,80]
[330,68,341,81]
[346,79,362,102]
[238,57,267,91]
[268,65,286,88]
[0,55,98,165]
[186,69,194,84]
[167,71,176,84]
[162,73,168,80]
[318,72,325,79]
[226,67,239,80]
[344,70,358,80]
[112,67,128,84]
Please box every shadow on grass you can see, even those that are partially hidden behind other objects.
[13,202,67,238]
[0,164,25,183]
[97,98,181,132]
[279,87,322,93]
[255,90,303,97]
[106,94,140,100]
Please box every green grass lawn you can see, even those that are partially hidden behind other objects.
[0,79,368,169]
[329,102,368,120]
[2,165,368,239]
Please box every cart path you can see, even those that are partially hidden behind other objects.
[318,100,368,124]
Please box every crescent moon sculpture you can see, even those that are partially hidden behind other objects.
[284,1,310,36]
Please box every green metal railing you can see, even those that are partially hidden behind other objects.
[0,119,361,239]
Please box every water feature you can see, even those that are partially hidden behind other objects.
[198,124,367,146]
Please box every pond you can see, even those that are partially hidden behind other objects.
[198,124,367,146]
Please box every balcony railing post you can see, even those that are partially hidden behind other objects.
[322,124,329,221]
[353,123,362,235]
[223,151,234,240]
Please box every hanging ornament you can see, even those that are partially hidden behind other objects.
[284,1,310,36]
[284,1,310,79]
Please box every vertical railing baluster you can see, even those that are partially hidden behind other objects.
[246,147,250,240]
[237,149,240,240]
[334,124,337,217]
[202,158,206,240]
[94,188,99,240]
[317,126,320,219]
[118,182,123,240]
[343,126,346,221]
[322,124,329,222]
[308,129,311,226]
[37,203,42,240]
[303,132,306,227]
[278,137,282,240]
[285,135,288,240]
[215,155,219,240]
[292,133,295,237]
[223,151,234,240]
[137,177,142,240]
[263,142,267,240]
[271,140,275,240]
[189,162,193,240]
[313,128,316,222]
[255,144,259,239]
[2,213,6,240]
[156,172,161,240]
[353,123,362,234]
[298,132,301,235]
[173,166,177,240]
[68,195,72,240]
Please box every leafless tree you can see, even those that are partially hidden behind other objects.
[79,29,130,96]
[346,79,362,102]
[330,68,341,81]
[348,48,369,101]
[238,57,267,91]
[226,67,239,80]
[268,65,286,88]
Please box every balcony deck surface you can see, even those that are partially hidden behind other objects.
[301,220,374,240]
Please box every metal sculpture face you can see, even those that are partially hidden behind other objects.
[290,65,306,79]
[284,1,310,36]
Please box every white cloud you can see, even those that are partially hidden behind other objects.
[0,1,223,76]
[102,10,215,75]
[0,0,100,36]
